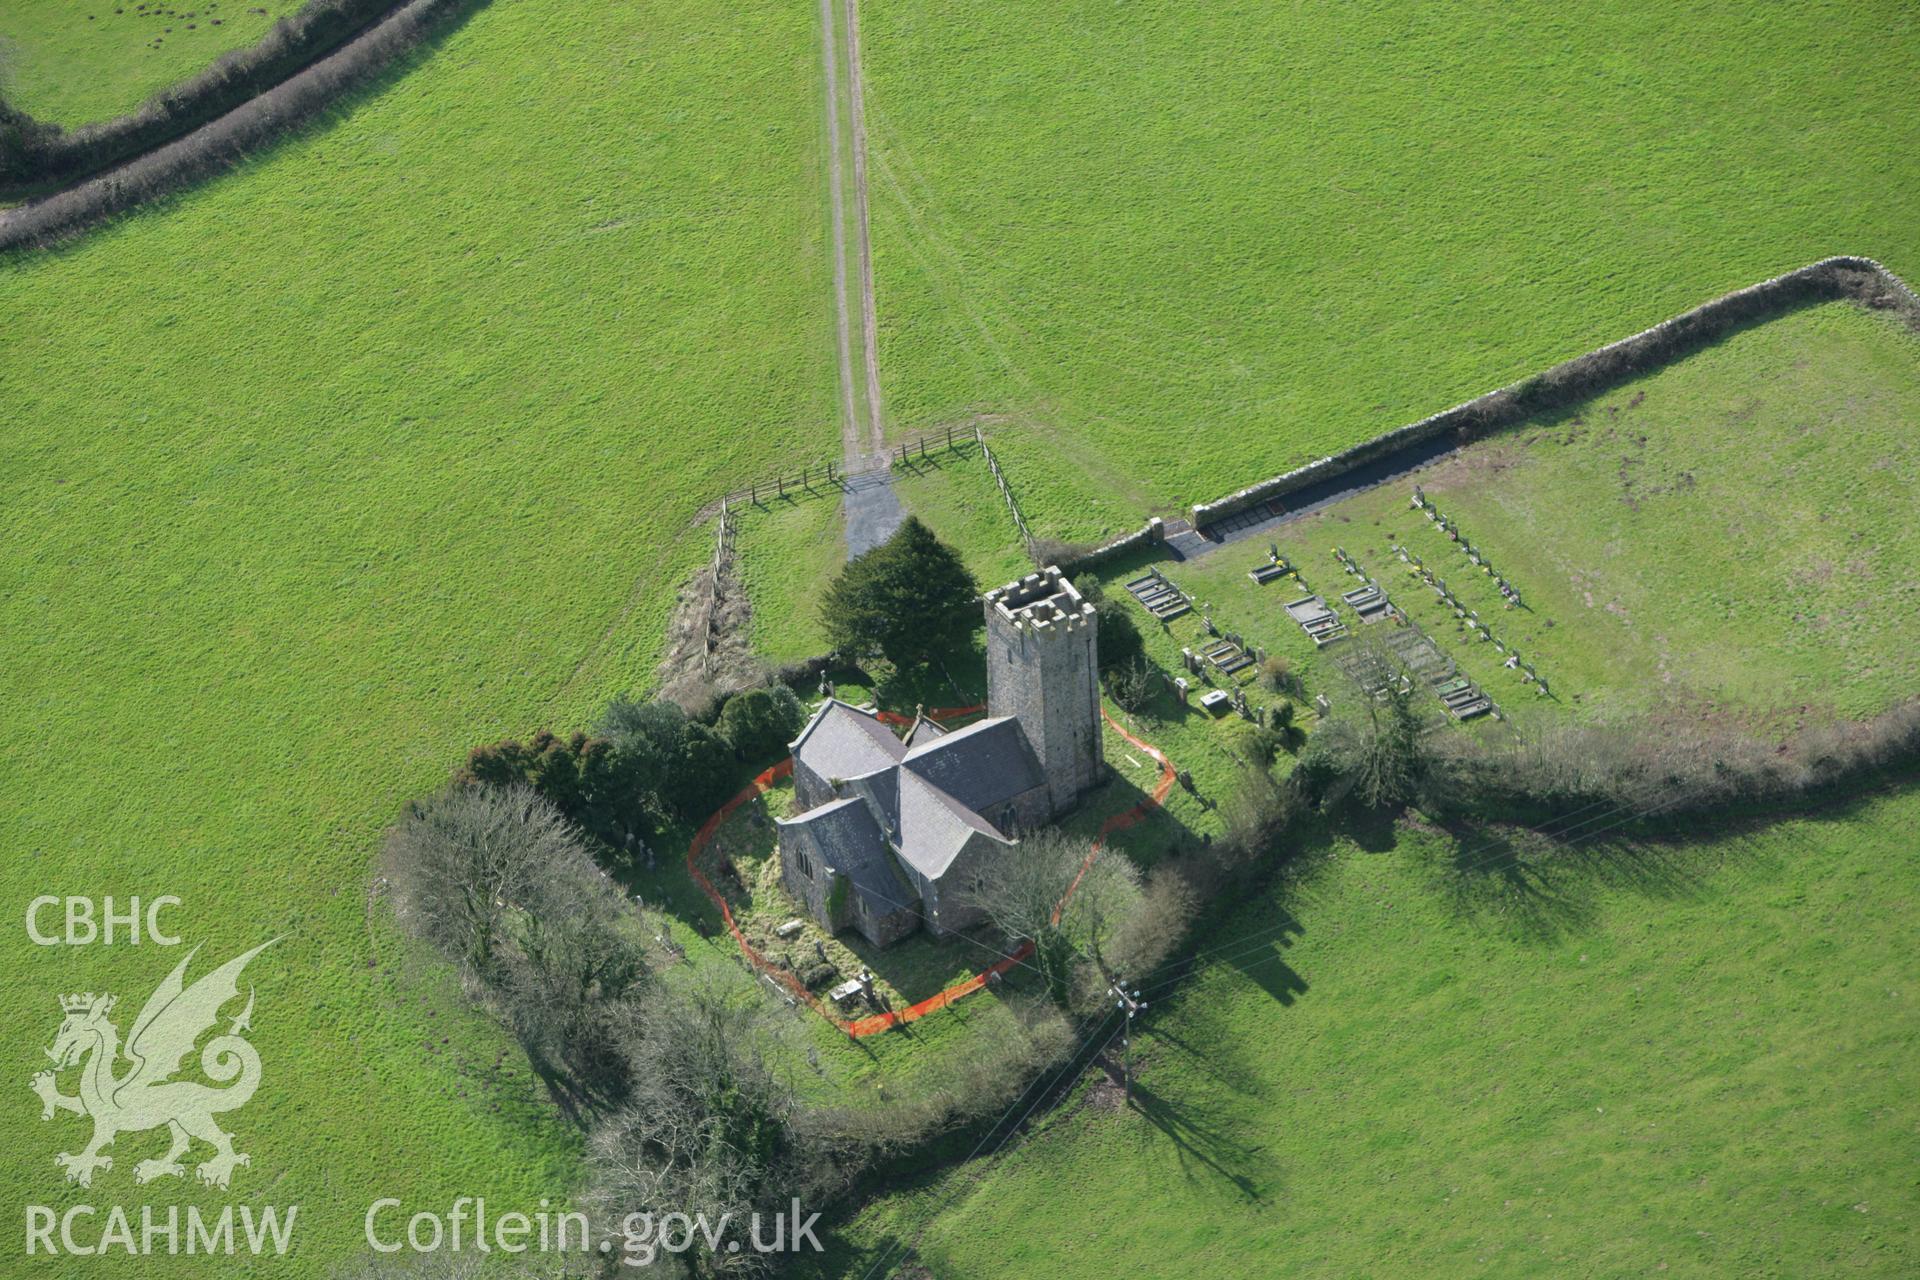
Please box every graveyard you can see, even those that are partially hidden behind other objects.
[1092,298,1920,735]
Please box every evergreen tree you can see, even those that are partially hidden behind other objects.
[821,516,979,665]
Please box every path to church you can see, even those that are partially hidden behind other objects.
[685,709,1179,1037]
[819,0,904,560]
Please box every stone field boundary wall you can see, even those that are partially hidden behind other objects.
[1188,256,1920,529]
[0,0,483,251]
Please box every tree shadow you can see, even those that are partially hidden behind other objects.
[1124,1076,1280,1204]
[833,923,1026,1007]
[1342,807,1403,853]
[1428,820,1599,944]
[1424,810,1731,945]
[836,638,988,713]
[1144,1024,1244,1092]
[1420,741,1920,948]
[787,1223,915,1280]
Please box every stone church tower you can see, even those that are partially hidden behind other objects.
[984,567,1103,819]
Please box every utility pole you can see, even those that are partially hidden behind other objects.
[1110,978,1147,1105]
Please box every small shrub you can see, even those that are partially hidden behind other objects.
[716,684,806,763]
[1215,766,1299,871]
[1103,656,1159,714]
[661,720,736,822]
[1030,536,1094,568]
[1259,654,1299,696]
[1091,596,1144,675]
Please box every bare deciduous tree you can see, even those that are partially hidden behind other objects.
[963,829,1145,1004]
[585,973,799,1275]
[1102,867,1199,983]
[388,783,579,978]
[388,783,647,1106]
[1103,657,1160,714]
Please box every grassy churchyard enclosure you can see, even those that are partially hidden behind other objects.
[1116,300,1920,731]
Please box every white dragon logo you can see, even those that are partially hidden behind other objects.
[31,941,272,1190]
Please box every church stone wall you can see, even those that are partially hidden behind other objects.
[984,567,1104,819]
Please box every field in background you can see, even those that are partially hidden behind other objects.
[0,0,833,1272]
[1,0,301,125]
[826,780,1920,1278]
[859,0,1920,540]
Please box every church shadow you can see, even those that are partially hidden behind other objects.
[1059,760,1203,872]
[834,921,1042,1008]
[1222,913,1310,1007]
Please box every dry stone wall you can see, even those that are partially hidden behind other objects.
[1190,257,1920,528]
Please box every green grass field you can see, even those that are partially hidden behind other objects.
[1,0,301,126]
[828,780,1920,1278]
[859,0,1920,540]
[6,0,1919,1275]
[0,0,834,1272]
[731,442,1048,667]
[891,441,1035,589]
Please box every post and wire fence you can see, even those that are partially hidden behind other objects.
[713,422,987,510]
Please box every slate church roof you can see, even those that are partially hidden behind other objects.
[900,718,1043,817]
[900,711,948,749]
[777,796,916,919]
[787,696,906,781]
[781,699,1044,914]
